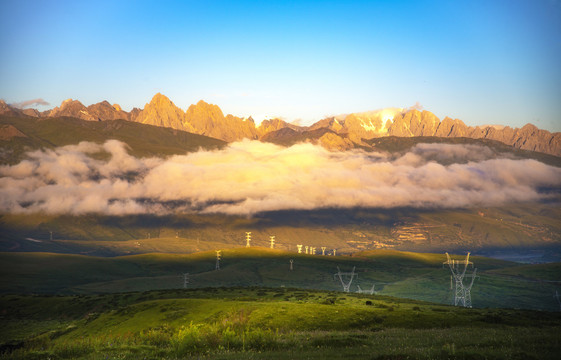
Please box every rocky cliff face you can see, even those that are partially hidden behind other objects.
[48,99,98,121]
[132,95,260,141]
[134,93,191,131]
[0,100,22,117]
[185,100,259,142]
[87,101,130,121]
[379,110,561,157]
[258,118,300,136]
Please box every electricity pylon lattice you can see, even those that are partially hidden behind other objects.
[555,290,561,311]
[215,250,222,270]
[289,259,294,271]
[183,273,189,288]
[334,266,357,292]
[357,284,375,295]
[245,232,252,247]
[333,249,337,256]
[305,246,309,254]
[443,252,476,307]
[297,245,303,253]
[270,236,275,249]
[321,247,326,255]
[463,268,478,308]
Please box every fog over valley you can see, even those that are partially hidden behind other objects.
[1,140,560,216]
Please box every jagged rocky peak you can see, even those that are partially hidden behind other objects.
[87,100,129,121]
[258,118,300,136]
[186,99,225,121]
[134,93,189,131]
[49,98,97,121]
[0,100,21,117]
[149,92,175,106]
[4,93,560,156]
[185,99,259,142]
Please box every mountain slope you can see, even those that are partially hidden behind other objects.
[0,115,225,164]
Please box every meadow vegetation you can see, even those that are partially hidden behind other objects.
[1,287,560,359]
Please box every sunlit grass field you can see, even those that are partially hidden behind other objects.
[1,287,560,359]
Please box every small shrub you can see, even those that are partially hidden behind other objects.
[139,326,173,347]
[365,301,373,306]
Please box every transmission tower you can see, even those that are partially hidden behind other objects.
[215,250,221,270]
[183,273,189,288]
[321,247,326,255]
[270,236,275,249]
[49,231,53,241]
[297,244,303,253]
[245,232,252,247]
[334,266,357,292]
[289,259,294,271]
[463,268,478,308]
[357,284,375,295]
[305,246,309,254]
[443,252,473,307]
[555,290,561,311]
[310,247,316,255]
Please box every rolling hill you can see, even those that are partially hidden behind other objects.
[1,248,559,311]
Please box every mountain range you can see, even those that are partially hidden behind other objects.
[1,94,560,156]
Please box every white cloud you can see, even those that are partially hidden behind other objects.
[0,140,560,216]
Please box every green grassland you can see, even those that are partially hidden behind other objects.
[1,249,559,312]
[1,287,560,359]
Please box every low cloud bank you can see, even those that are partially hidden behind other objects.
[1,140,560,216]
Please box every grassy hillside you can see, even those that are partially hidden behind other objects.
[2,203,560,260]
[0,115,225,164]
[1,249,559,311]
[1,287,560,359]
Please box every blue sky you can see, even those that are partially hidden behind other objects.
[1,0,560,131]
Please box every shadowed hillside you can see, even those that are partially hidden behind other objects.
[1,249,559,311]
